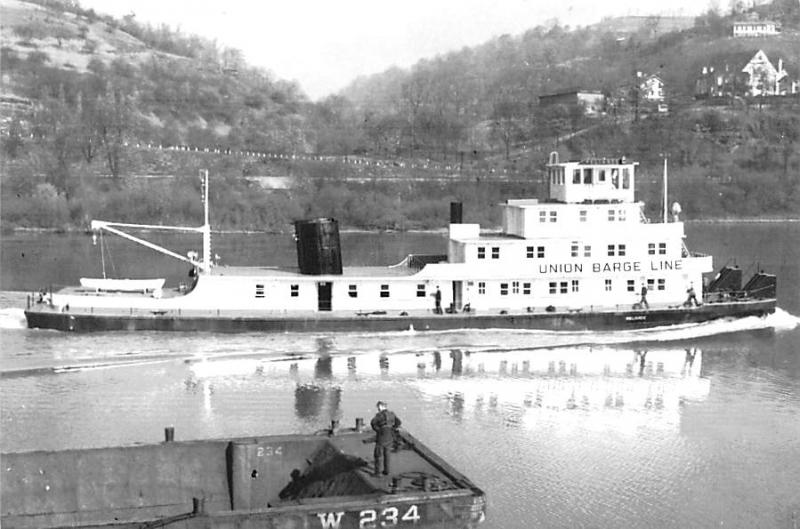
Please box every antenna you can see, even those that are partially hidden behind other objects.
[663,157,668,223]
[201,169,211,273]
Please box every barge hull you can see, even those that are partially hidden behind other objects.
[1,430,485,529]
[24,300,776,333]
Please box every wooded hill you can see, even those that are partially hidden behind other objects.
[1,0,799,232]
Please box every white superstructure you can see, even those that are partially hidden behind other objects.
[47,155,713,317]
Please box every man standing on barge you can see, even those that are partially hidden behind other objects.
[371,401,402,476]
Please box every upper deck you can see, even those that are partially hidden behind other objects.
[546,153,637,204]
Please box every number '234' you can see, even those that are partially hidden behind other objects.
[360,505,420,528]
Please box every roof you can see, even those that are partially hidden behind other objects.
[211,265,418,279]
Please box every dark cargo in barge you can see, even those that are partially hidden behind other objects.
[1,428,486,529]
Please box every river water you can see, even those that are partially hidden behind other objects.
[1,223,799,529]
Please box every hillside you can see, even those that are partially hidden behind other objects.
[1,0,799,233]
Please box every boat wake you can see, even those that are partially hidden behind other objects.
[0,308,26,330]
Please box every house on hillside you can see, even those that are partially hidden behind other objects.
[538,90,606,117]
[732,19,780,37]
[741,50,793,96]
[695,50,798,99]
[639,74,665,102]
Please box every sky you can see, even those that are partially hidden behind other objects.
[80,0,712,100]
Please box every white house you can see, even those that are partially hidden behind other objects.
[639,74,665,101]
[742,50,790,96]
[733,20,780,37]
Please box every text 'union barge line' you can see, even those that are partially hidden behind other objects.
[25,153,777,333]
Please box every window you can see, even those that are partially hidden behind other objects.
[608,209,616,222]
[348,284,358,298]
[255,284,265,299]
[647,279,655,290]
[618,209,626,222]
[579,210,587,222]
[478,246,486,259]
[416,284,426,298]
[527,246,534,258]
[549,282,557,294]
[659,243,667,255]
[598,169,606,182]
[648,243,656,255]
[584,245,591,258]
[571,279,579,292]
[573,169,581,184]
[560,281,568,294]
[657,278,666,291]
[539,211,547,223]
[290,284,299,297]
[478,282,486,295]
[611,169,619,189]
[523,282,531,295]
[583,168,592,184]
[550,211,557,223]
[605,279,612,292]
[618,244,626,257]
[627,280,635,292]
[608,244,616,257]
[491,247,500,259]
[500,283,509,296]
[512,281,520,294]
[622,168,630,189]
[537,246,545,258]
[571,241,579,258]
[380,284,390,298]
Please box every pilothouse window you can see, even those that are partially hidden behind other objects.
[255,284,265,299]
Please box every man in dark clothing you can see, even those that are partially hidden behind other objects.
[434,287,442,314]
[640,284,649,309]
[371,401,401,476]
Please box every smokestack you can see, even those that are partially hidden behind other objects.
[450,202,463,224]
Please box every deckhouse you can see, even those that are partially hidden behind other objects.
[437,153,712,313]
[160,154,710,316]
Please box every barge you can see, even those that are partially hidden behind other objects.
[1,427,486,529]
[24,154,777,333]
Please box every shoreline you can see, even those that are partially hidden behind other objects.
[3,217,799,236]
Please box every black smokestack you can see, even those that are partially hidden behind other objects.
[450,202,463,224]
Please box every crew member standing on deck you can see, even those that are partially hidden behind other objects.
[686,282,700,307]
[640,283,649,309]
[433,286,442,314]
[371,401,401,476]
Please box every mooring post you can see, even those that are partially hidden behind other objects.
[164,426,175,442]
[355,417,364,431]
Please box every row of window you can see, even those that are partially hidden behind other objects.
[533,208,635,224]
[256,283,432,299]
[477,241,670,260]
[548,167,632,189]
[255,277,671,301]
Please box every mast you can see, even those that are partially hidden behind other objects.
[663,157,668,223]
[89,170,214,273]
[201,169,211,273]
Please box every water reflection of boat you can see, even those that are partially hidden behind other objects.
[187,347,710,430]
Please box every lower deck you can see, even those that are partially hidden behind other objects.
[25,297,776,333]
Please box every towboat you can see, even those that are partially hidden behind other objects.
[24,154,777,333]
[1,426,486,529]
